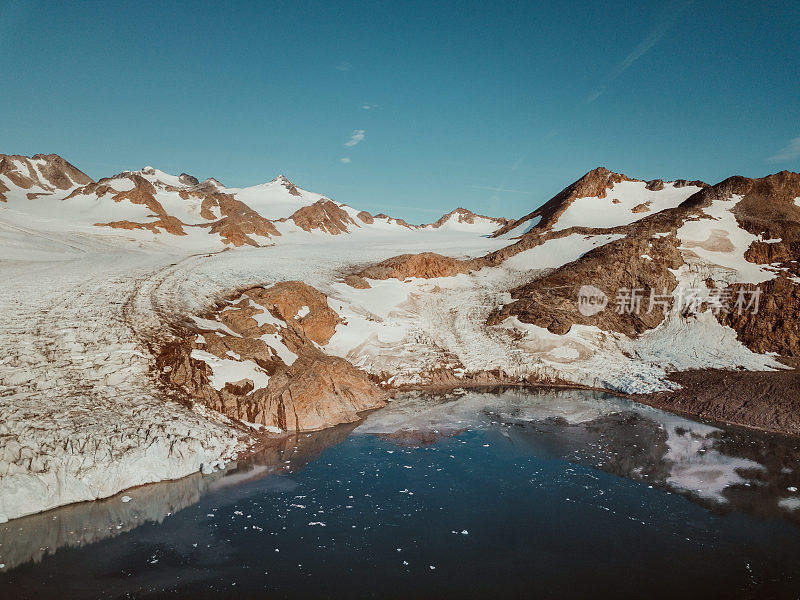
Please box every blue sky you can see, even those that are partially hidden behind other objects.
[1,0,798,222]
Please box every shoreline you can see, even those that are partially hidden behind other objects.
[3,372,798,526]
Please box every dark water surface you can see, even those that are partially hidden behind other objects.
[2,388,800,599]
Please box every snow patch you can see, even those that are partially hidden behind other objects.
[190,349,270,391]
[677,195,776,284]
[502,234,624,271]
[259,332,298,366]
[553,181,702,231]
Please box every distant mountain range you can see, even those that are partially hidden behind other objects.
[0,154,507,247]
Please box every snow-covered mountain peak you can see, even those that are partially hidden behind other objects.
[426,207,508,234]
[492,167,706,240]
[202,177,224,189]
[136,166,196,189]
[0,153,93,201]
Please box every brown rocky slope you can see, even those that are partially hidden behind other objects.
[157,281,387,432]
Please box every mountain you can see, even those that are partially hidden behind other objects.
[0,154,508,247]
[426,207,508,233]
[0,153,92,201]
[492,167,707,239]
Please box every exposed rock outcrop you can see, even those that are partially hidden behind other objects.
[289,199,358,234]
[344,275,371,289]
[0,153,92,193]
[199,193,280,246]
[358,252,473,280]
[356,210,374,224]
[158,281,387,432]
[179,173,200,186]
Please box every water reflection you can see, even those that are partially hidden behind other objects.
[1,388,799,573]
[354,388,800,518]
[0,421,358,571]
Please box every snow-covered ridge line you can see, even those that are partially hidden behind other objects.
[1,154,510,246]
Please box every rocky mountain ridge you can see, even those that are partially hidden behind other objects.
[0,154,507,246]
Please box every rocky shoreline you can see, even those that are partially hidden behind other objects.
[631,366,800,437]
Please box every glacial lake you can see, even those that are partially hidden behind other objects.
[2,388,800,599]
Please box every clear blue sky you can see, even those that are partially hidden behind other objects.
[1,0,798,222]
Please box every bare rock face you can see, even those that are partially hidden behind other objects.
[344,274,371,289]
[73,174,188,235]
[645,179,665,191]
[179,173,200,186]
[0,153,92,193]
[158,281,386,432]
[717,279,800,356]
[261,354,386,431]
[706,171,800,356]
[673,179,708,188]
[200,193,280,246]
[490,171,800,350]
[71,171,281,245]
[33,154,93,189]
[356,210,374,224]
[486,220,685,336]
[358,252,473,280]
[290,199,358,234]
[101,216,186,236]
[247,281,341,344]
[631,202,651,213]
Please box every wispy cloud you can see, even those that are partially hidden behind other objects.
[467,185,532,194]
[768,136,800,162]
[361,103,378,110]
[344,129,365,147]
[586,1,693,103]
[339,157,351,164]
[335,61,352,72]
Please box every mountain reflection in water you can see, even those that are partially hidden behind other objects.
[1,387,799,597]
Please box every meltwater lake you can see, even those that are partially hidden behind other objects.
[2,388,800,599]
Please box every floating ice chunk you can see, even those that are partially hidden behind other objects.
[779,497,800,511]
